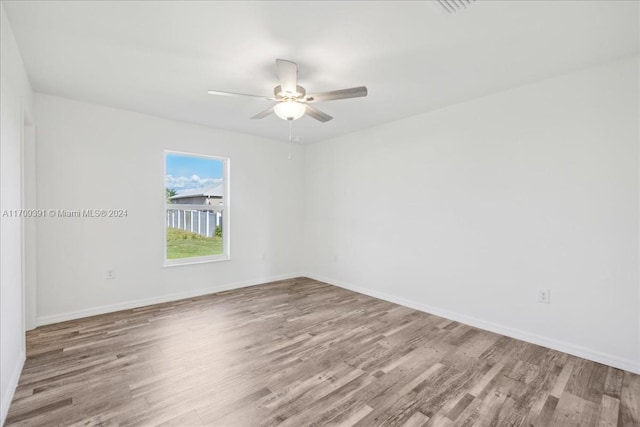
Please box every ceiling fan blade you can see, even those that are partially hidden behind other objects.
[207,90,275,100]
[250,106,275,119]
[305,105,333,123]
[306,86,368,102]
[276,59,298,96]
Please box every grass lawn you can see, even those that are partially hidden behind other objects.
[166,227,222,259]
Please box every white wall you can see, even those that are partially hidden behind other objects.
[304,56,640,373]
[0,3,35,423]
[34,94,304,324]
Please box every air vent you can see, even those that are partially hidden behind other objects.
[437,0,477,14]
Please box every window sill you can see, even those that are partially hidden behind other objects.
[163,255,230,268]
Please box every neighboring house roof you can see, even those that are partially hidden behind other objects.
[171,183,223,200]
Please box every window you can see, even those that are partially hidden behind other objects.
[164,151,229,265]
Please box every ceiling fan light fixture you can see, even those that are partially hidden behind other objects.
[274,100,305,121]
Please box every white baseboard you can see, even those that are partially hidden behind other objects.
[304,273,640,375]
[1,350,25,427]
[36,273,303,327]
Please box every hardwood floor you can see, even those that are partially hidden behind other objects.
[6,278,640,426]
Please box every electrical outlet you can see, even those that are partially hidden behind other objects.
[538,289,550,304]
[106,269,115,280]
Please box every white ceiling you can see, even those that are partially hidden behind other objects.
[3,1,639,143]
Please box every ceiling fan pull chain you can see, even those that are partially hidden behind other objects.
[288,121,293,160]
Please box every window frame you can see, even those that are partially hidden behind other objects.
[163,150,230,267]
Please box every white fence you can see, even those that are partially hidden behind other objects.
[166,208,222,237]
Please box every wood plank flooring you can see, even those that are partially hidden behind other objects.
[6,277,640,426]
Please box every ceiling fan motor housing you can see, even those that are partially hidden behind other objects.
[274,85,306,100]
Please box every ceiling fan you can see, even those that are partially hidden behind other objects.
[207,59,368,122]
